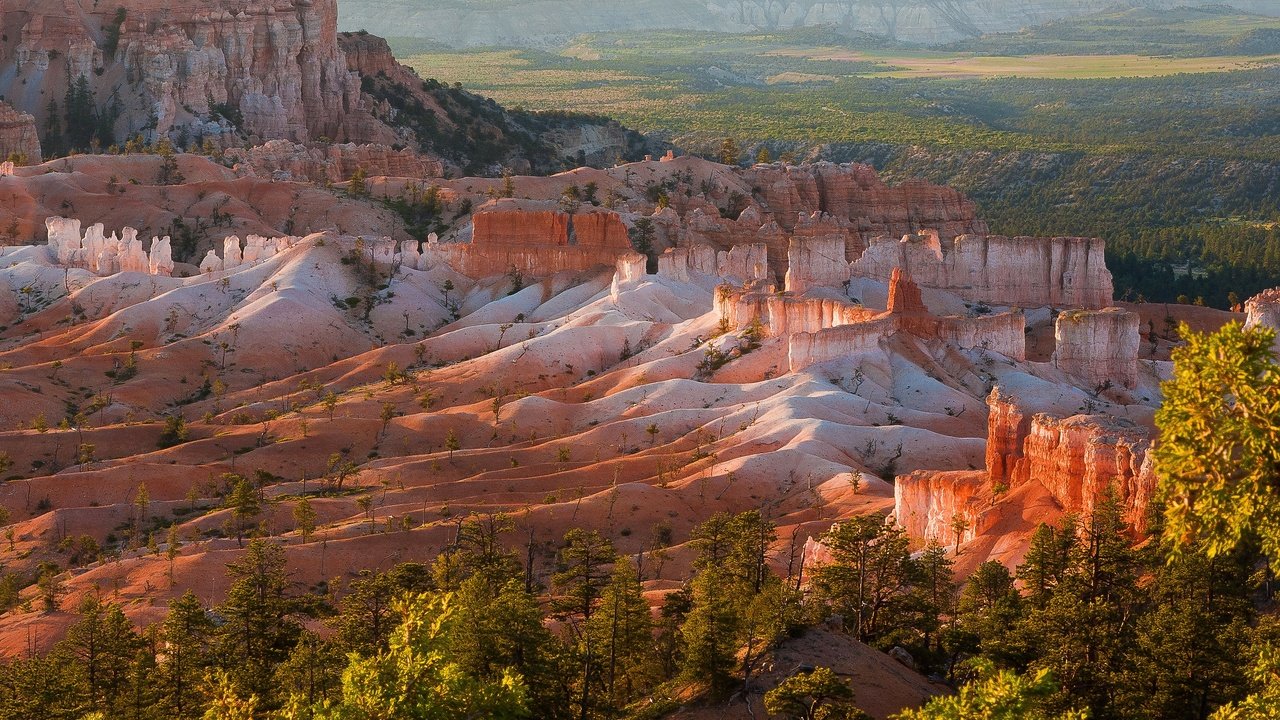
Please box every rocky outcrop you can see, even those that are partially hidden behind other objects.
[747,162,985,240]
[716,284,881,337]
[1,0,392,146]
[786,269,1026,370]
[0,101,41,163]
[1052,308,1140,390]
[1245,287,1280,354]
[785,236,851,295]
[46,217,174,277]
[197,233,312,273]
[655,243,769,285]
[897,388,1157,548]
[850,233,1113,309]
[983,388,1154,530]
[223,141,443,184]
[471,200,631,250]
[895,470,988,547]
[419,202,632,278]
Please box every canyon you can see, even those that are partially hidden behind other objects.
[0,148,1243,663]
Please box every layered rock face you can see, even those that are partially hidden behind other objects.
[655,243,769,285]
[984,389,1155,530]
[786,269,1026,370]
[420,200,633,278]
[897,388,1157,548]
[748,163,985,241]
[0,102,41,163]
[716,284,881,337]
[1052,308,1140,390]
[472,200,630,250]
[848,232,1113,309]
[0,0,386,145]
[223,141,443,184]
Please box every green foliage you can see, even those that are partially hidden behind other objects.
[304,592,528,720]
[764,667,869,720]
[1154,322,1280,559]
[1211,644,1280,720]
[158,414,189,448]
[894,662,1086,720]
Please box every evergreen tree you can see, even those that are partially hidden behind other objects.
[224,476,260,548]
[61,595,145,714]
[1155,322,1280,560]
[1116,545,1255,719]
[679,566,741,696]
[214,540,300,704]
[946,561,1023,671]
[585,558,656,710]
[552,528,616,720]
[159,591,215,718]
[1014,491,1139,718]
[811,516,917,644]
[454,576,573,719]
[895,661,1086,720]
[764,666,869,720]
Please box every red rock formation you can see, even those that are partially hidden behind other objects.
[895,470,989,547]
[224,141,444,184]
[471,200,630,251]
[572,211,632,249]
[1052,307,1140,390]
[746,162,986,240]
[984,388,1154,530]
[984,389,1032,488]
[473,201,572,247]
[716,285,881,336]
[0,0,391,145]
[0,101,40,163]
[897,388,1156,554]
[886,268,926,314]
[426,201,632,278]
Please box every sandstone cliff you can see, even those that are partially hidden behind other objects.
[0,0,390,146]
[0,101,41,163]
[897,388,1157,554]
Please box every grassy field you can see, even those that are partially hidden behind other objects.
[766,48,1280,79]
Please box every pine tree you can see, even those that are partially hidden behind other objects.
[1155,322,1280,559]
[811,516,916,644]
[292,497,316,544]
[61,595,145,714]
[586,558,656,710]
[553,528,616,720]
[454,576,573,719]
[159,591,214,718]
[215,540,300,703]
[679,566,741,695]
[224,477,260,548]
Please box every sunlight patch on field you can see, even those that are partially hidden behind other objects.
[766,72,839,84]
[765,48,1280,79]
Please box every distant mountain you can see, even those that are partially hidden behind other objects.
[338,0,1280,47]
